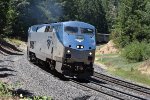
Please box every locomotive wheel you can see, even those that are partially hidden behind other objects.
[29,53,36,62]
[47,60,55,70]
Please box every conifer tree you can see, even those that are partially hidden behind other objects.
[112,0,150,47]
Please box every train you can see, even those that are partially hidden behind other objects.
[27,21,96,79]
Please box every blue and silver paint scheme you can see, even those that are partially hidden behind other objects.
[28,21,96,77]
[53,21,96,65]
[62,21,96,51]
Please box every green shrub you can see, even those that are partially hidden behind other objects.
[0,82,12,97]
[122,41,150,62]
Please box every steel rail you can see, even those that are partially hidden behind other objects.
[70,79,146,100]
[94,72,150,95]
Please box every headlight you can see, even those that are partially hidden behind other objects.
[67,50,71,53]
[77,46,80,49]
[81,46,84,49]
[89,52,92,55]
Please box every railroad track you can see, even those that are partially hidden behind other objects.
[71,79,146,100]
[29,62,149,99]
[94,72,150,97]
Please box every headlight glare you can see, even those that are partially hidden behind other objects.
[67,50,71,53]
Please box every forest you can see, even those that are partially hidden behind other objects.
[0,0,150,62]
[0,0,111,38]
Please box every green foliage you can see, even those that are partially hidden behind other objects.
[112,68,150,86]
[95,53,150,86]
[122,41,150,62]
[0,0,118,39]
[62,0,109,33]
[0,0,65,40]
[0,0,149,46]
[0,82,12,97]
[96,53,140,70]
[101,0,120,32]
[0,0,10,37]
[112,0,150,48]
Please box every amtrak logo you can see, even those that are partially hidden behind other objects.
[76,35,84,42]
[47,39,51,49]
[75,39,84,42]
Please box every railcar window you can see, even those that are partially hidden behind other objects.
[81,28,94,34]
[64,26,78,34]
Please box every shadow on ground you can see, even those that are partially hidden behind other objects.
[30,61,107,84]
[0,46,23,55]
[0,39,22,52]
[73,95,91,100]
[12,89,33,97]
[33,62,70,81]
[0,39,24,55]
[0,65,15,78]
[0,73,14,78]
[0,68,15,72]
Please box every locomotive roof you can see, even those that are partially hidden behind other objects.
[31,21,95,29]
[61,21,95,29]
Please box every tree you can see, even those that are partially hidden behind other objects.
[4,0,30,39]
[60,0,79,21]
[0,0,10,37]
[62,0,108,34]
[1,0,65,40]
[102,0,120,32]
[1,0,119,40]
[112,0,150,47]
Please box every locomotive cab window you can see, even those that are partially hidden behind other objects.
[64,26,78,34]
[81,28,94,35]
[37,26,46,32]
[45,26,53,32]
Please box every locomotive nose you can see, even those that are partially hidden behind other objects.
[64,48,95,65]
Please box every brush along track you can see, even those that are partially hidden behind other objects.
[94,72,150,97]
[70,79,146,100]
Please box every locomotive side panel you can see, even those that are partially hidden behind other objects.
[52,25,65,63]
[28,25,56,61]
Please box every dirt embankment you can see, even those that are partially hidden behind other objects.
[96,40,150,76]
[96,40,119,55]
[138,60,150,75]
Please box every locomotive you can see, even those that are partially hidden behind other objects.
[27,21,96,79]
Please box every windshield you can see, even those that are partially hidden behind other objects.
[81,28,94,34]
[64,26,78,34]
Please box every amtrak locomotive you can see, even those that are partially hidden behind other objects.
[27,21,96,79]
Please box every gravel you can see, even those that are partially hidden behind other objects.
[0,51,149,100]
[0,52,119,100]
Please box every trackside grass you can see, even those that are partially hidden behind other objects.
[0,81,12,97]
[95,54,150,86]
[0,81,53,100]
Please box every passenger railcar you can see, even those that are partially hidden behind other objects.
[27,21,96,79]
